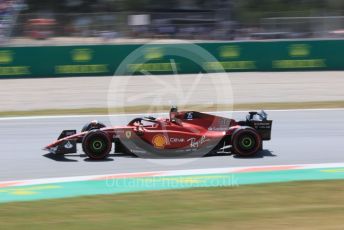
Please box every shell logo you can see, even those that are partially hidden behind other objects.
[152,134,167,149]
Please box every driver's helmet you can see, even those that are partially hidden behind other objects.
[170,106,178,121]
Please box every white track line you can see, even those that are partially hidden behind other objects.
[0,108,343,121]
[1,162,344,188]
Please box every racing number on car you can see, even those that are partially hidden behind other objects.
[186,112,193,120]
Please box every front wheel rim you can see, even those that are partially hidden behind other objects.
[91,139,106,153]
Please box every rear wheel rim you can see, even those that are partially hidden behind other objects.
[239,134,256,151]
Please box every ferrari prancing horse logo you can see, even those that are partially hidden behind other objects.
[125,131,132,139]
[152,134,167,149]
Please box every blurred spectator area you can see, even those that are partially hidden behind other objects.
[13,0,231,39]
[128,9,230,40]
[2,0,344,45]
[0,0,21,41]
[260,16,344,39]
[0,0,16,21]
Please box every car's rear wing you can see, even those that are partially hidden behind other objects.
[245,111,272,140]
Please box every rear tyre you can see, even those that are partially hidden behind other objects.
[82,130,112,160]
[231,127,262,157]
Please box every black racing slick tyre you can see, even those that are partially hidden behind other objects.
[82,130,112,160]
[81,121,106,132]
[231,127,262,157]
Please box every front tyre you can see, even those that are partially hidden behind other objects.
[82,130,112,160]
[81,120,106,132]
[231,127,262,157]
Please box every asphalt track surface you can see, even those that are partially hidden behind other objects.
[1,109,343,181]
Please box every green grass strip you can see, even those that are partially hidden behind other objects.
[0,180,344,230]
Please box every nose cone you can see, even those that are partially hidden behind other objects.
[43,139,60,151]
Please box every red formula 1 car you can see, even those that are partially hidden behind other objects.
[44,107,272,160]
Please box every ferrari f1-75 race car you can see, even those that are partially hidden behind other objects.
[44,107,272,160]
